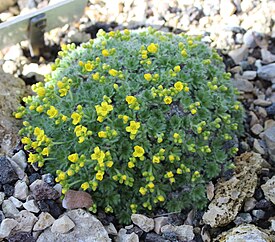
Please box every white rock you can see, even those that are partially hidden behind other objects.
[33,212,55,231]
[242,71,257,80]
[0,218,18,239]
[261,175,275,204]
[14,180,28,200]
[37,209,111,242]
[29,179,44,191]
[0,0,16,12]
[161,224,195,241]
[229,45,249,64]
[104,223,117,236]
[14,210,38,232]
[2,60,17,74]
[23,200,40,213]
[4,45,23,61]
[2,199,20,218]
[53,184,62,197]
[261,49,275,64]
[8,196,23,208]
[131,214,154,232]
[11,150,27,170]
[7,156,25,179]
[116,228,139,242]
[154,217,169,234]
[0,192,5,205]
[51,215,75,234]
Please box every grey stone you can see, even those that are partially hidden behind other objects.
[37,209,111,242]
[263,127,275,161]
[257,63,275,82]
[154,217,169,234]
[14,210,38,232]
[261,176,275,205]
[23,200,40,213]
[244,197,257,212]
[0,157,18,184]
[0,192,5,205]
[242,71,257,80]
[252,210,265,220]
[253,139,265,155]
[232,78,253,92]
[11,150,27,170]
[264,119,275,130]
[251,124,263,135]
[32,181,59,200]
[51,215,75,234]
[261,49,275,64]
[14,181,28,200]
[0,218,18,239]
[161,224,194,241]
[131,214,154,232]
[7,157,25,179]
[33,212,55,231]
[145,233,167,242]
[2,199,20,218]
[243,30,257,48]
[234,213,252,225]
[104,223,117,236]
[8,196,23,208]
[253,99,272,107]
[229,46,249,64]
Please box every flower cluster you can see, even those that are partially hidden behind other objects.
[16,27,244,224]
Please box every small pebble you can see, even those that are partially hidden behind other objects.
[252,209,265,220]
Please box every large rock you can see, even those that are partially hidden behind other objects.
[14,210,38,232]
[214,224,272,242]
[0,69,26,156]
[203,152,264,227]
[0,218,18,239]
[37,209,111,242]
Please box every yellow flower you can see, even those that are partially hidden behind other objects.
[28,153,37,164]
[139,187,147,195]
[122,115,129,124]
[85,62,94,72]
[41,147,49,156]
[174,81,183,91]
[173,133,180,139]
[71,112,82,125]
[164,96,172,104]
[181,49,187,57]
[36,106,44,113]
[147,43,158,53]
[133,145,144,157]
[81,182,90,191]
[144,73,152,81]
[126,121,140,135]
[68,153,79,163]
[169,155,175,162]
[102,49,109,57]
[157,195,165,202]
[184,86,189,92]
[98,131,107,138]
[126,96,137,105]
[57,81,65,89]
[21,137,31,145]
[128,161,135,168]
[191,109,197,115]
[147,182,154,189]
[36,87,46,97]
[106,160,113,167]
[166,171,174,178]
[91,146,105,163]
[47,106,58,118]
[109,69,118,76]
[152,156,160,164]
[174,65,181,72]
[15,112,23,119]
[96,171,104,181]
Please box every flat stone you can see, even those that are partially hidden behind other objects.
[104,223,117,236]
[261,176,275,205]
[0,218,18,239]
[232,78,253,92]
[29,179,44,192]
[2,199,20,218]
[251,124,264,135]
[0,157,18,184]
[257,63,275,82]
[62,190,93,209]
[33,212,55,231]
[242,71,257,80]
[51,215,75,234]
[253,139,265,155]
[37,209,111,242]
[131,214,154,232]
[14,181,28,200]
[214,224,271,241]
[154,216,169,234]
[161,224,195,241]
[23,200,40,213]
[14,210,38,233]
[261,49,275,64]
